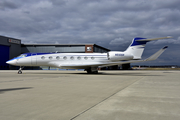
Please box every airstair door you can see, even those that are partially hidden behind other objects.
[31,53,37,65]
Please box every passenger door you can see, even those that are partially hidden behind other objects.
[31,53,37,65]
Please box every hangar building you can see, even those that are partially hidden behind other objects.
[0,35,21,70]
[0,35,110,70]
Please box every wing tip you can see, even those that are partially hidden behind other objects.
[163,46,168,49]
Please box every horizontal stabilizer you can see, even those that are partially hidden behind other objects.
[144,46,168,61]
[136,36,172,42]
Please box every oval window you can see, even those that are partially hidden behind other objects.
[84,56,88,60]
[41,56,45,60]
[77,56,81,60]
[91,57,95,60]
[56,56,60,60]
[49,56,53,60]
[70,56,74,60]
[63,56,67,60]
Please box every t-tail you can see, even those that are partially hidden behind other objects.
[125,36,172,59]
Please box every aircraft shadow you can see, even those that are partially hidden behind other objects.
[24,71,162,76]
[0,87,33,94]
[71,72,163,76]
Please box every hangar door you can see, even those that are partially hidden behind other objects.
[0,45,9,70]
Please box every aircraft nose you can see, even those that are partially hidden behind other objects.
[6,60,16,65]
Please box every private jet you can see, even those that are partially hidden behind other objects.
[6,36,171,74]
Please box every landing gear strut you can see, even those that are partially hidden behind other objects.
[18,66,24,74]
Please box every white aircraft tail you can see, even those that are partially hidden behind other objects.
[125,36,171,59]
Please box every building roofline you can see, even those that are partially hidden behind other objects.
[21,43,94,46]
[21,43,110,51]
[0,35,21,41]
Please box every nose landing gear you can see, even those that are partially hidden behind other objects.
[18,67,24,74]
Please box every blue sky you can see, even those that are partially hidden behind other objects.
[0,0,180,65]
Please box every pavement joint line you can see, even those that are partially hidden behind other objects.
[0,80,24,83]
[70,76,145,120]
[0,78,42,83]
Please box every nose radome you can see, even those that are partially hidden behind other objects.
[6,60,16,65]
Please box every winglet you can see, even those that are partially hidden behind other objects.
[144,46,168,61]
[162,46,168,49]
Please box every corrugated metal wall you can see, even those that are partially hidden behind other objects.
[55,46,85,53]
[94,46,109,53]
[21,45,85,53]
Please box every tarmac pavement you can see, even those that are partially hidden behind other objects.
[0,70,180,120]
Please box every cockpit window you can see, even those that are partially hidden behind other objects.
[18,54,27,58]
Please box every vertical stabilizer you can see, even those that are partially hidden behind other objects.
[125,37,148,59]
[125,36,171,59]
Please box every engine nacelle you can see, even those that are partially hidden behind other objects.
[107,51,133,61]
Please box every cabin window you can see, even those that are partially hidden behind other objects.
[77,56,81,60]
[84,56,88,60]
[41,56,45,60]
[56,56,60,60]
[49,56,53,60]
[91,57,95,60]
[70,56,74,60]
[63,56,67,60]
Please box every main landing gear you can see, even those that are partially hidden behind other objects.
[18,66,24,74]
[85,67,98,74]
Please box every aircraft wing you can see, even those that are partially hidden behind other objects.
[51,46,168,69]
[144,46,168,61]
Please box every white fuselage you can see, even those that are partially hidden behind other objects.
[7,52,134,69]
[29,53,108,69]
